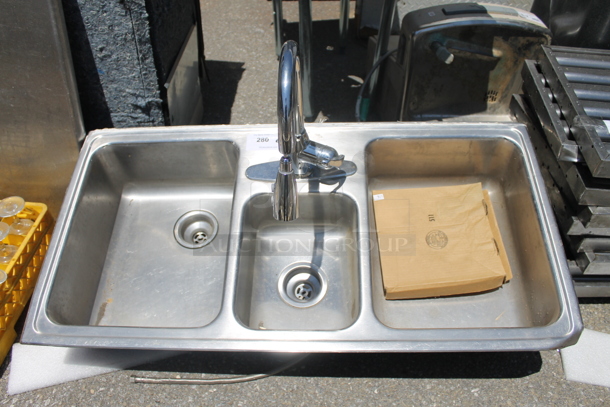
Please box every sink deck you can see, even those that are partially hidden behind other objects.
[23,124,582,352]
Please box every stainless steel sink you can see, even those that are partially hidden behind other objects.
[23,123,582,352]
[44,138,238,329]
[367,138,560,329]
[235,194,359,331]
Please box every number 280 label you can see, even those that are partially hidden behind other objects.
[247,134,278,151]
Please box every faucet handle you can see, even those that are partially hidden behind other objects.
[299,141,344,170]
[326,155,345,168]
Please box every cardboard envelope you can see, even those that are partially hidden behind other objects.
[372,182,512,300]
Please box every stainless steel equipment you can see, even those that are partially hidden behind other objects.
[271,41,346,221]
[0,0,82,216]
[271,0,354,117]
[521,46,610,209]
[374,3,550,121]
[518,45,610,293]
[537,46,610,178]
[521,59,579,161]
[272,0,314,118]
[23,121,581,351]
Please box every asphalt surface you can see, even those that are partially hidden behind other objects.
[2,0,610,405]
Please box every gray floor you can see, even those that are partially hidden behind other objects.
[200,0,367,125]
[2,0,610,405]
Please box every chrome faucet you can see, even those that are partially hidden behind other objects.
[273,41,345,222]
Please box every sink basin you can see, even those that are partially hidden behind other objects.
[367,137,559,329]
[23,123,582,352]
[45,137,238,328]
[235,194,359,330]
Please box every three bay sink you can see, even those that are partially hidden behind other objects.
[23,123,582,352]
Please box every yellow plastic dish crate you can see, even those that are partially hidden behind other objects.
[0,202,54,363]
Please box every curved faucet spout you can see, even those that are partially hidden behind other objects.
[273,41,346,221]
[277,40,306,158]
[274,41,302,221]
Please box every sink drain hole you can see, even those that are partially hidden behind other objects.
[174,210,219,249]
[278,263,327,308]
[294,283,313,300]
[193,231,207,244]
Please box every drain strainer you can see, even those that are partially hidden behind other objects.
[174,210,219,249]
[277,262,327,308]
[192,231,208,245]
[294,283,313,300]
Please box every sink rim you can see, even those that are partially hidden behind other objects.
[22,122,583,352]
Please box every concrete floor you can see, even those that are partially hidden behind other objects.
[200,0,368,126]
[1,0,610,405]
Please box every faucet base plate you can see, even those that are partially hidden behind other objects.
[246,160,357,182]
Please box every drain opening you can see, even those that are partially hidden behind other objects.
[193,231,207,244]
[278,263,327,308]
[294,283,313,300]
[174,210,219,249]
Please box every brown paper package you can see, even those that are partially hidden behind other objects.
[372,183,512,300]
